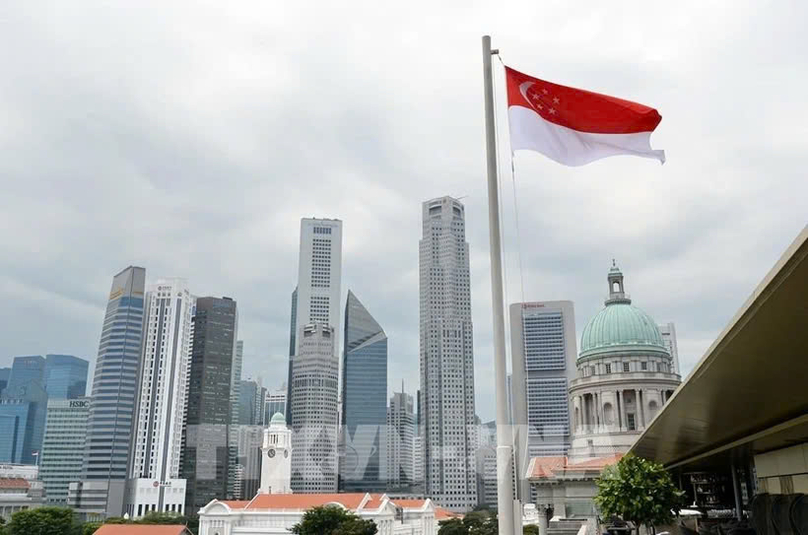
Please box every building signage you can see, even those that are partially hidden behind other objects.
[69,400,89,408]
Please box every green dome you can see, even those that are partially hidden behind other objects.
[579,262,670,361]
[270,412,286,425]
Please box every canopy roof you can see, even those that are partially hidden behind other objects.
[630,226,808,469]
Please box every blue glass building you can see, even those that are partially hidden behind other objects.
[0,381,48,464]
[82,266,146,481]
[0,368,10,395]
[339,291,387,492]
[45,354,89,400]
[4,355,46,394]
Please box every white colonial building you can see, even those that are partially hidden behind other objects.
[198,416,451,535]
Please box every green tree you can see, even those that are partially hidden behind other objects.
[438,518,468,535]
[6,507,80,535]
[523,524,539,535]
[291,505,363,535]
[136,512,187,525]
[595,454,685,535]
[333,517,378,535]
[81,522,102,535]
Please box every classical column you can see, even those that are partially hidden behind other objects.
[538,505,549,535]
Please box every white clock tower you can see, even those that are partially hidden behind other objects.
[259,412,292,494]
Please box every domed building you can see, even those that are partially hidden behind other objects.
[568,262,681,461]
[526,264,681,526]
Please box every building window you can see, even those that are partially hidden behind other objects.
[605,364,611,374]
[627,413,636,431]
[623,362,630,372]
[641,362,648,371]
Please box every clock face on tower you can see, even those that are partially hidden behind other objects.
[267,449,276,458]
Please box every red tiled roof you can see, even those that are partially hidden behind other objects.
[364,494,385,509]
[435,507,462,520]
[220,500,249,509]
[246,493,368,511]
[93,526,190,535]
[0,478,30,489]
[528,454,623,479]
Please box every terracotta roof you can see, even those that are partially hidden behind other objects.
[527,454,623,479]
[364,494,386,509]
[435,507,462,520]
[220,500,249,509]
[246,493,368,510]
[93,526,190,535]
[0,478,30,489]
[392,499,429,509]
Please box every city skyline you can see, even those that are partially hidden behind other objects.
[3,4,806,427]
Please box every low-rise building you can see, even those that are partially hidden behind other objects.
[0,477,44,519]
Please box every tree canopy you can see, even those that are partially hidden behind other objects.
[291,505,377,535]
[595,454,685,534]
[523,524,539,535]
[438,509,497,535]
[5,506,81,535]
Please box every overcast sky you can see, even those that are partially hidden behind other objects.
[2,1,806,422]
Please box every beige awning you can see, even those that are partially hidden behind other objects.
[630,225,808,470]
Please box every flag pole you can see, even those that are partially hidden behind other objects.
[482,34,518,535]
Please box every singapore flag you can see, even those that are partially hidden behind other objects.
[505,66,665,166]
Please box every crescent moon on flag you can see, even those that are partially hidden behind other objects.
[519,81,536,110]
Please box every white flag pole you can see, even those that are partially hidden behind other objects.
[482,34,518,535]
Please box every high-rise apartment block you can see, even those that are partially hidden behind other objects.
[386,390,415,491]
[126,278,194,518]
[289,324,339,492]
[40,397,90,504]
[70,266,146,520]
[419,196,477,511]
[183,297,238,512]
[340,291,387,492]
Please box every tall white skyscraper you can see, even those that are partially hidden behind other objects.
[419,196,477,511]
[292,218,343,356]
[289,323,339,492]
[126,278,194,518]
[658,322,681,375]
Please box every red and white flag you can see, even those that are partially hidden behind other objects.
[505,66,665,166]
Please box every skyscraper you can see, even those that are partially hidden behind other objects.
[386,389,415,491]
[228,339,243,500]
[340,291,387,492]
[44,354,89,400]
[238,380,265,426]
[0,355,48,464]
[70,266,146,519]
[291,218,343,356]
[509,301,577,502]
[40,398,90,504]
[0,368,10,394]
[183,296,238,512]
[4,356,46,394]
[419,196,477,511]
[126,278,194,518]
[289,323,339,492]
[658,323,681,376]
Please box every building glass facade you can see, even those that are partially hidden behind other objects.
[340,291,387,492]
[40,398,89,504]
[0,356,48,464]
[83,266,146,482]
[182,296,238,512]
[4,356,46,394]
[44,355,89,400]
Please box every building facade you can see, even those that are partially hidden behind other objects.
[71,265,146,519]
[419,196,477,511]
[3,356,46,395]
[0,368,10,394]
[289,323,339,492]
[264,385,287,425]
[228,339,244,500]
[44,354,89,400]
[126,278,194,518]
[657,322,681,376]
[340,291,388,492]
[183,297,238,513]
[0,382,47,464]
[39,397,89,504]
[386,390,415,491]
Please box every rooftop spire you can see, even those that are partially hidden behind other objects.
[606,261,631,305]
